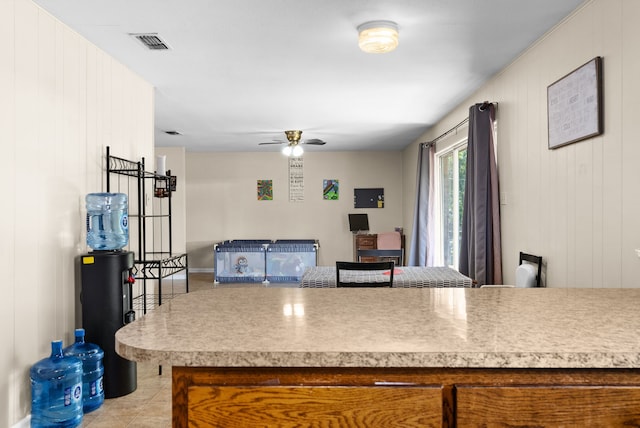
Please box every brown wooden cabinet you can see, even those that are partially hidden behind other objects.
[172,367,640,427]
[188,385,443,427]
[456,385,640,426]
[353,233,405,265]
[353,233,378,262]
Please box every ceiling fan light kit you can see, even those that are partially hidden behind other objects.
[292,145,304,156]
[281,143,303,157]
[357,20,399,54]
[282,145,297,156]
[259,130,326,156]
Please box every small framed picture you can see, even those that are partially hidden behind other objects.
[323,179,339,200]
[257,180,273,200]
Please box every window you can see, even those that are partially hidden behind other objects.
[435,141,467,268]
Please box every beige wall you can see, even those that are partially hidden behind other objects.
[403,0,640,288]
[1,0,154,425]
[185,151,404,269]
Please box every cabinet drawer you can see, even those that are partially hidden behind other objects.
[356,236,377,248]
[456,385,640,426]
[188,385,443,427]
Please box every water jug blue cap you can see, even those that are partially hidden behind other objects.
[75,328,85,338]
[51,340,63,353]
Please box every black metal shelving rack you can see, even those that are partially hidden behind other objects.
[106,146,189,315]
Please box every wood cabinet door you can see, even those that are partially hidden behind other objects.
[187,385,444,427]
[456,385,640,427]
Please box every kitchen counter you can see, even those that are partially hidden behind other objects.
[116,287,640,368]
[115,287,640,427]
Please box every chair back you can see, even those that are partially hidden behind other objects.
[335,261,395,287]
[518,252,543,287]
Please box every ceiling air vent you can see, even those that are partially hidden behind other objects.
[131,33,170,50]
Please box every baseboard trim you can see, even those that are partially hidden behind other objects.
[188,268,214,273]
[12,415,30,428]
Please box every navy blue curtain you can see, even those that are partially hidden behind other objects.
[459,103,502,285]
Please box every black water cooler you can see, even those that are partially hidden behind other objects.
[80,250,137,398]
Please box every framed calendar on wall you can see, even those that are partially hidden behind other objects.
[547,56,603,149]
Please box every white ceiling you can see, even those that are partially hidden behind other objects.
[33,0,585,152]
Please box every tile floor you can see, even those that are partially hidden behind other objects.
[81,362,172,428]
[81,272,281,427]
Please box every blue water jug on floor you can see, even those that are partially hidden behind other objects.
[30,340,83,428]
[86,192,128,250]
[64,329,105,413]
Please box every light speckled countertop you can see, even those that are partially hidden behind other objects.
[115,287,640,369]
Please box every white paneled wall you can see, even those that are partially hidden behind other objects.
[1,0,154,425]
[620,0,640,288]
[403,0,640,288]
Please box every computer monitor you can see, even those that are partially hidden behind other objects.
[348,213,369,233]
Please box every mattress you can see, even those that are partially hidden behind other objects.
[299,266,473,288]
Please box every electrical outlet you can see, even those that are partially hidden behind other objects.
[635,249,640,258]
[500,192,508,205]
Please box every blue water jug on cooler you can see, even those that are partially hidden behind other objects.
[30,340,83,428]
[64,329,104,413]
[86,192,128,250]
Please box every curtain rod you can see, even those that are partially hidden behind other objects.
[423,117,468,147]
[423,101,497,147]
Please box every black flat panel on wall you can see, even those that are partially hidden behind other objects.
[348,213,369,232]
[354,188,384,208]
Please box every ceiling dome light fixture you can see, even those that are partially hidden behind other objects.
[357,20,399,54]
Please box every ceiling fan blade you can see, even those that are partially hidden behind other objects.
[303,139,327,145]
[258,140,285,145]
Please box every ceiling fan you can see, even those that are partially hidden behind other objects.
[259,130,326,156]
